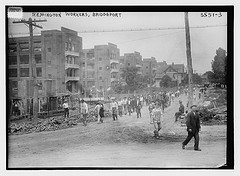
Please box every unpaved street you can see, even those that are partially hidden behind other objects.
[8,94,226,168]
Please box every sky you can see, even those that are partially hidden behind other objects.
[8,11,227,74]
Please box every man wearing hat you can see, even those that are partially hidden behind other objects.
[182,105,201,151]
[175,100,185,122]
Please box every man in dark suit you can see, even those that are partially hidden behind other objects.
[182,105,201,151]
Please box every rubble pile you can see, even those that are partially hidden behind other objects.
[198,88,227,125]
[8,113,98,135]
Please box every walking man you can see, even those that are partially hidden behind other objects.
[182,105,201,151]
[63,100,69,118]
[136,97,142,118]
[111,99,118,121]
[80,99,88,126]
[151,101,163,139]
[148,101,155,124]
[94,102,102,124]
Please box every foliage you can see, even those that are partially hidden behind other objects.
[182,73,202,85]
[121,66,147,92]
[160,75,172,88]
[211,47,227,84]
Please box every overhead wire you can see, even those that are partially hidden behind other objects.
[8,24,227,36]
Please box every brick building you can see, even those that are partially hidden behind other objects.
[8,27,82,114]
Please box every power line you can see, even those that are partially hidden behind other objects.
[116,31,183,45]
[8,24,227,36]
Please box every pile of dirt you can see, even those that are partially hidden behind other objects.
[8,114,98,135]
[198,88,227,125]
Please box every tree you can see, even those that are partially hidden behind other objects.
[192,73,202,85]
[160,75,172,88]
[121,66,145,92]
[182,73,203,85]
[211,48,227,84]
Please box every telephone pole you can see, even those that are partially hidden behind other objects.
[13,18,47,119]
[150,61,152,94]
[184,12,194,110]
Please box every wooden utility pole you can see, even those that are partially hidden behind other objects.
[13,18,46,118]
[184,12,193,110]
[150,61,152,94]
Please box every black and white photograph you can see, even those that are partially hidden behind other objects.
[5,5,234,171]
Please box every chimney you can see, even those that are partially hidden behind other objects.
[172,62,174,66]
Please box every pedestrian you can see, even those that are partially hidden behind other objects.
[182,105,201,151]
[136,97,142,118]
[122,97,127,115]
[94,102,102,124]
[151,101,163,139]
[63,100,69,118]
[148,101,155,124]
[127,98,132,116]
[80,99,89,126]
[175,100,185,122]
[118,98,123,117]
[99,102,104,123]
[111,99,118,121]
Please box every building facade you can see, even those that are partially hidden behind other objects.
[8,27,82,114]
[120,51,143,75]
[141,57,157,78]
[80,43,120,96]
[155,62,186,87]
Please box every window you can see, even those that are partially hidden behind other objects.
[9,56,17,65]
[37,80,43,90]
[99,76,102,80]
[48,74,52,78]
[99,67,102,70]
[36,67,42,77]
[65,42,68,51]
[69,43,72,51]
[48,48,51,52]
[35,54,42,64]
[9,68,17,77]
[19,41,29,52]
[48,60,51,65]
[9,43,17,52]
[146,66,148,69]
[72,44,75,51]
[99,57,102,61]
[128,63,130,66]
[34,47,41,52]
[20,55,29,64]
[82,62,85,67]
[20,68,29,77]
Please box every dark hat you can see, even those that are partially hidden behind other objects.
[190,105,197,108]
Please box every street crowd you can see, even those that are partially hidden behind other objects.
[62,85,206,151]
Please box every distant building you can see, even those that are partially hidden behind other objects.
[8,27,82,114]
[80,43,120,96]
[141,57,157,77]
[120,51,143,76]
[155,62,186,87]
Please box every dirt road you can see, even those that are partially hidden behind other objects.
[8,94,226,168]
